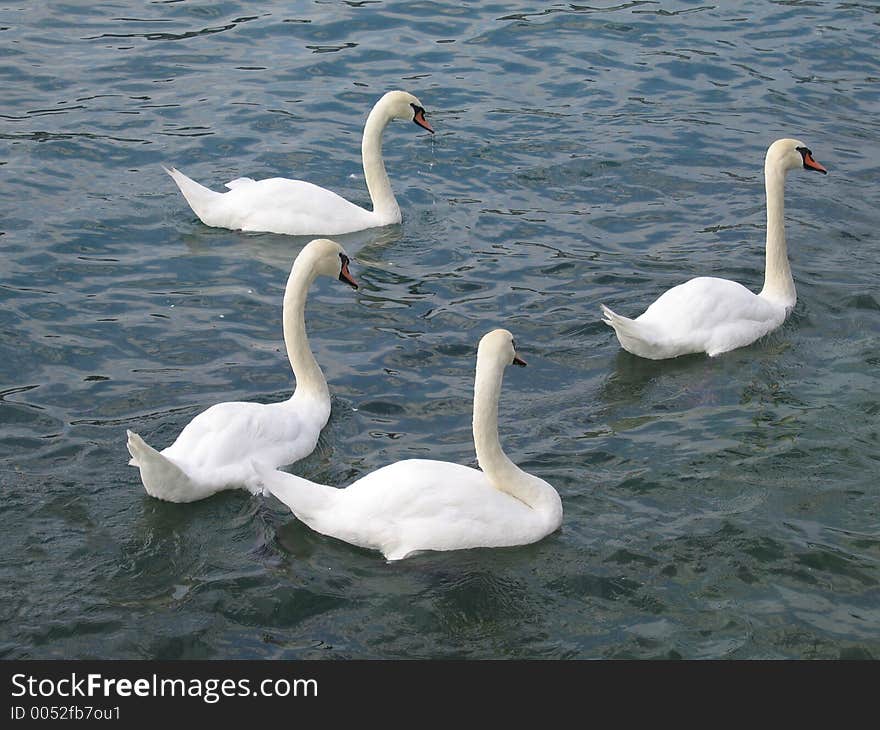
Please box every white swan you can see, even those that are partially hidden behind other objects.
[126,238,359,503]
[601,138,827,359]
[164,90,434,236]
[255,329,563,561]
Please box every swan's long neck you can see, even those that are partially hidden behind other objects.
[282,259,329,404]
[759,160,796,310]
[361,101,400,222]
[472,357,559,517]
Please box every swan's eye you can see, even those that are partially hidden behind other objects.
[339,253,350,266]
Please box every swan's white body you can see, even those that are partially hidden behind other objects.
[257,330,563,561]
[165,91,434,236]
[602,138,827,359]
[602,276,788,360]
[126,239,358,502]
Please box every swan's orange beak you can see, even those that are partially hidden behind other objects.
[802,150,827,174]
[339,257,358,289]
[413,107,434,134]
[513,355,527,367]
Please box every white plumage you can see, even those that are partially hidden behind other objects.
[165,90,434,236]
[602,138,827,359]
[126,238,359,502]
[256,329,563,561]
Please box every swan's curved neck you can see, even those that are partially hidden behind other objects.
[282,259,329,404]
[362,102,400,222]
[759,161,796,309]
[472,357,558,516]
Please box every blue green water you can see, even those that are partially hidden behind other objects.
[1,1,878,659]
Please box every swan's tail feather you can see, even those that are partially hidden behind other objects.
[601,304,653,356]
[163,165,221,223]
[600,303,639,335]
[126,429,200,503]
[254,463,336,522]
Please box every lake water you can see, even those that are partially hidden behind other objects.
[1,0,878,660]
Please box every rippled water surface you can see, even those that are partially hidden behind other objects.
[2,1,879,659]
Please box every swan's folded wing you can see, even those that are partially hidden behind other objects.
[161,401,317,470]
[225,177,256,190]
[642,277,778,329]
[638,277,785,357]
[218,178,378,235]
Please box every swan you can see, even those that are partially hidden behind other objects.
[601,138,827,359]
[255,329,563,561]
[126,238,359,503]
[164,90,434,236]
